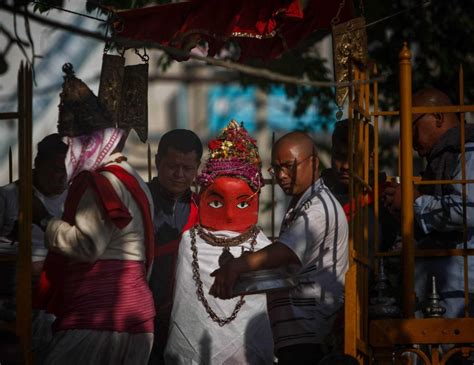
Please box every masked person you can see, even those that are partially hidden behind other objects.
[164,120,274,364]
[33,64,155,364]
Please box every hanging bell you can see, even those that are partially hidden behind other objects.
[98,54,125,126]
[119,63,149,142]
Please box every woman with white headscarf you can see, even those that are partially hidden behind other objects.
[33,65,155,365]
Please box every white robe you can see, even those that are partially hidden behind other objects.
[165,229,274,365]
[41,154,155,365]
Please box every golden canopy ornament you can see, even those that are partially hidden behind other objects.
[332,16,368,116]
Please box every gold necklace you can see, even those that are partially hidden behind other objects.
[196,225,259,267]
[196,225,259,247]
[189,225,259,326]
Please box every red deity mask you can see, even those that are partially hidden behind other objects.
[199,176,259,232]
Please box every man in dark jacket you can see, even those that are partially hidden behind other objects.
[147,129,202,364]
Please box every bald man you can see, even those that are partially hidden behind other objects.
[383,88,474,318]
[210,132,349,365]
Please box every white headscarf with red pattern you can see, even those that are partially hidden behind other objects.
[65,128,125,183]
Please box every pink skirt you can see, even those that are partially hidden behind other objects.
[53,259,155,333]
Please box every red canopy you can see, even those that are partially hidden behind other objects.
[113,0,355,62]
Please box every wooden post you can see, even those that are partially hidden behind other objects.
[373,64,380,253]
[271,132,275,242]
[17,62,33,364]
[9,146,13,183]
[399,43,416,318]
[147,143,152,183]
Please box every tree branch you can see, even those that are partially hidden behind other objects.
[0,3,387,89]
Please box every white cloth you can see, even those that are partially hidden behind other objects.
[65,128,124,183]
[41,330,153,365]
[267,179,349,350]
[0,182,66,261]
[45,153,153,263]
[43,153,155,365]
[165,229,274,365]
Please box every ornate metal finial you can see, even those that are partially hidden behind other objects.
[422,276,446,318]
[399,42,411,61]
[62,63,75,77]
[374,258,388,291]
[369,258,401,319]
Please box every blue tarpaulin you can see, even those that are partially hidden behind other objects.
[208,85,334,133]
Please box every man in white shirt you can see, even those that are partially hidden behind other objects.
[210,131,349,364]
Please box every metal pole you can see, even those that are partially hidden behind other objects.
[399,43,415,317]
[373,64,380,253]
[147,143,152,183]
[9,146,13,183]
[459,65,470,317]
[17,62,33,364]
[271,132,275,242]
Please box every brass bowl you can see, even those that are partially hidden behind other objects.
[232,268,298,296]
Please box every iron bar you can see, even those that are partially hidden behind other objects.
[147,143,152,183]
[412,105,474,114]
[459,64,470,318]
[9,146,12,183]
[371,111,399,116]
[271,132,275,243]
[373,64,380,254]
[17,62,33,364]
[414,179,474,186]
[0,112,19,119]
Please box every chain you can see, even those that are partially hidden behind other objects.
[196,224,259,247]
[135,47,149,63]
[189,226,259,326]
[103,18,110,54]
[331,0,347,26]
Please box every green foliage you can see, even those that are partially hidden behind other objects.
[236,0,474,117]
[32,0,64,13]
[364,0,474,109]
[238,31,336,129]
